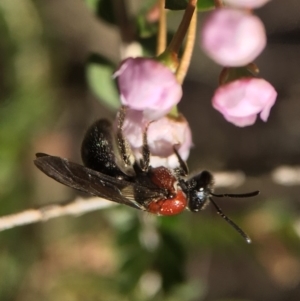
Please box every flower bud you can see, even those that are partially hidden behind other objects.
[114,57,182,120]
[212,78,277,127]
[201,8,266,67]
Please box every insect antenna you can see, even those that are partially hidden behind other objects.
[210,190,259,198]
[209,197,252,244]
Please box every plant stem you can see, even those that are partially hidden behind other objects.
[214,0,223,8]
[176,9,197,84]
[157,0,167,55]
[111,0,135,43]
[167,0,197,55]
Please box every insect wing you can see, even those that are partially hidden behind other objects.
[34,154,148,210]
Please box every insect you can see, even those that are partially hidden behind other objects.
[34,107,259,243]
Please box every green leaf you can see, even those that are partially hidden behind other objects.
[197,0,216,11]
[86,54,120,110]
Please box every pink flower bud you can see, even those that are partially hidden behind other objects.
[114,57,182,120]
[212,78,277,127]
[201,8,266,67]
[224,0,271,9]
[121,109,193,168]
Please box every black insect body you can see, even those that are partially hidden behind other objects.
[34,107,259,243]
[81,119,131,180]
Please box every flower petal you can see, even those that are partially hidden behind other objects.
[212,78,277,127]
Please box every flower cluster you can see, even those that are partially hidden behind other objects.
[200,0,277,127]
[109,0,277,166]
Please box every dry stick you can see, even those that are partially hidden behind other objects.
[0,197,116,232]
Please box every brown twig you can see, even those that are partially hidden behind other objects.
[157,0,167,55]
[167,0,197,54]
[176,9,197,84]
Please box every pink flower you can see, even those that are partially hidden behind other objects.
[114,57,182,120]
[212,78,277,127]
[121,110,193,168]
[201,8,266,67]
[224,0,271,9]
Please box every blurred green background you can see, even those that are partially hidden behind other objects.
[1,0,300,300]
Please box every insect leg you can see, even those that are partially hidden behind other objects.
[173,146,189,176]
[139,122,151,172]
[116,106,133,167]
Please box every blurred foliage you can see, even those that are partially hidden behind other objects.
[0,1,56,300]
[165,0,215,11]
[96,0,115,25]
[165,0,189,10]
[0,0,300,301]
[0,0,54,206]
[86,54,120,111]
